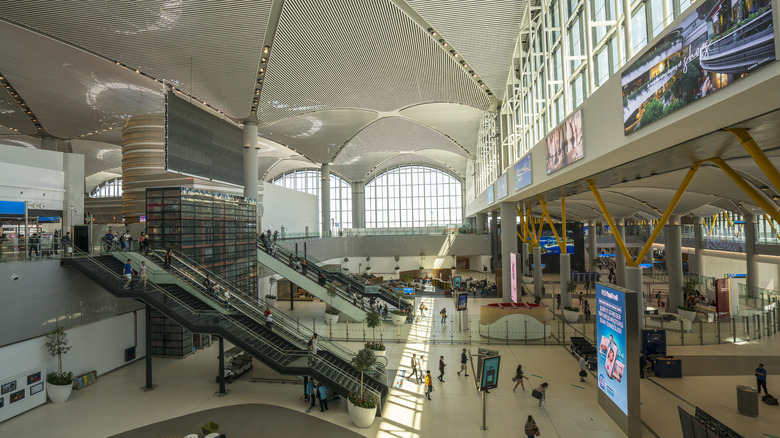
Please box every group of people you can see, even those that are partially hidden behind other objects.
[103,229,150,253]
[121,259,148,289]
[305,377,337,413]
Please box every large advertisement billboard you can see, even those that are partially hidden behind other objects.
[546,110,583,175]
[597,283,628,415]
[514,154,532,191]
[510,252,518,302]
[622,0,775,135]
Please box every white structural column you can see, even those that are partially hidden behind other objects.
[583,0,596,94]
[745,213,759,298]
[243,121,259,232]
[666,215,683,312]
[615,219,627,287]
[623,0,634,59]
[321,163,331,236]
[534,246,543,297]
[588,220,597,271]
[521,242,530,279]
[625,266,644,333]
[691,216,704,276]
[351,181,365,229]
[491,210,499,271]
[500,202,516,302]
[476,212,488,234]
[560,253,571,307]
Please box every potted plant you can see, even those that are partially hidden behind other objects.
[348,347,378,427]
[364,311,384,356]
[678,305,697,321]
[264,294,277,306]
[325,284,340,325]
[394,255,400,272]
[562,305,581,324]
[44,325,73,403]
[390,309,408,326]
[679,280,698,321]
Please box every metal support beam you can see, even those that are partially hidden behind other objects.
[633,163,700,265]
[561,189,567,254]
[538,197,565,252]
[709,158,780,225]
[586,180,634,266]
[725,128,780,194]
[218,336,226,396]
[144,304,153,391]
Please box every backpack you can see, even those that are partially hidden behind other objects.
[763,394,779,405]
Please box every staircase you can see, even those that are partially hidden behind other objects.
[61,252,389,415]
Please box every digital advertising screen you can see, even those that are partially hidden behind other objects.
[480,356,500,391]
[597,283,628,414]
[621,1,775,135]
[457,293,468,311]
[546,110,583,175]
[487,185,494,204]
[514,154,532,190]
[510,252,518,302]
[497,174,508,200]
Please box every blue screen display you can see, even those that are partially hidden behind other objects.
[596,283,628,414]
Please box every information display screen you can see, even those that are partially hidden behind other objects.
[480,356,500,391]
[457,293,468,311]
[514,154,532,190]
[596,283,628,414]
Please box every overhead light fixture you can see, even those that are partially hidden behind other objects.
[263,46,270,54]
[259,68,264,73]
[261,57,267,63]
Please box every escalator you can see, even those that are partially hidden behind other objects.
[61,250,389,415]
[256,243,369,321]
[259,242,413,316]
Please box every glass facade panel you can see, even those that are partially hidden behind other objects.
[271,169,352,232]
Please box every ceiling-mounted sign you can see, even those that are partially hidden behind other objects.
[622,1,775,135]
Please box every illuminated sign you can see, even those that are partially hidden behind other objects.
[597,283,628,414]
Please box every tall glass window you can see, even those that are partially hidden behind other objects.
[632,4,649,52]
[90,178,122,198]
[365,165,462,228]
[271,169,352,231]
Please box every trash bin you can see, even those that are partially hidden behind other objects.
[737,385,759,416]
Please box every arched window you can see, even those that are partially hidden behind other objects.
[271,169,352,231]
[90,178,123,198]
[365,165,462,228]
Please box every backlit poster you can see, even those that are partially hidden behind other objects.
[514,154,532,190]
[510,252,518,303]
[715,278,730,316]
[497,174,508,200]
[597,283,628,414]
[622,0,775,135]
[546,110,583,174]
[487,185,494,204]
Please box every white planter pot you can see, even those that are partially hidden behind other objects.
[370,349,386,357]
[264,297,277,307]
[47,381,72,403]
[562,309,580,324]
[391,313,407,326]
[678,309,696,322]
[325,313,340,325]
[348,400,377,428]
[400,297,414,305]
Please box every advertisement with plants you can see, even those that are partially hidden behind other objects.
[622,0,775,135]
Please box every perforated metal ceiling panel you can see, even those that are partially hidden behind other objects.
[0,21,164,138]
[364,153,463,182]
[0,81,37,136]
[404,0,523,91]
[0,0,272,119]
[339,117,467,158]
[69,140,123,177]
[331,151,399,181]
[400,103,483,155]
[258,0,490,124]
[259,110,378,163]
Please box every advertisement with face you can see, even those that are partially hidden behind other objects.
[621,0,775,135]
[596,283,628,414]
[546,110,583,175]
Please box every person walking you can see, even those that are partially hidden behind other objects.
[438,356,446,382]
[138,261,148,288]
[756,363,768,395]
[440,308,447,323]
[164,249,173,269]
[410,353,421,382]
[580,354,588,382]
[311,333,318,359]
[318,384,328,412]
[415,355,423,383]
[535,382,549,408]
[513,364,528,391]
[53,230,60,255]
[583,300,591,321]
[578,291,584,306]
[302,259,307,275]
[424,370,433,400]
[458,349,469,377]
[265,312,273,331]
[122,259,133,289]
[556,293,561,309]
[524,415,539,438]
[204,274,215,297]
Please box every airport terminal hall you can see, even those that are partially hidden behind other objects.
[3,0,780,437]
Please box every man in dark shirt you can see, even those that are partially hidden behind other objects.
[458,349,469,377]
[438,355,446,382]
[756,363,768,395]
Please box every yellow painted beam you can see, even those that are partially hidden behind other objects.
[634,163,700,266]
[516,204,529,242]
[763,214,780,241]
[538,196,564,251]
[587,180,635,266]
[707,213,718,236]
[709,157,780,225]
[726,128,780,194]
[528,204,539,245]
